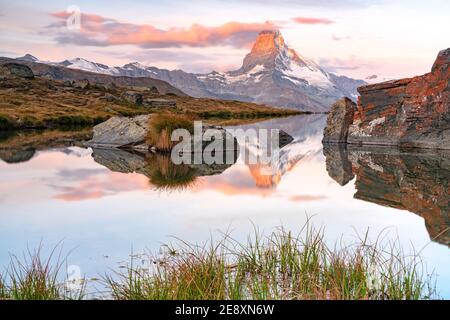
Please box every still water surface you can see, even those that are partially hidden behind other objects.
[0,115,448,297]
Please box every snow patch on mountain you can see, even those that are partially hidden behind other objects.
[16,31,366,111]
[61,58,121,75]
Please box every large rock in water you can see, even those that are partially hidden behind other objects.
[323,97,356,143]
[87,115,151,149]
[347,48,449,149]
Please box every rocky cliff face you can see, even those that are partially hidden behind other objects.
[322,97,356,143]
[345,48,449,149]
[323,144,450,247]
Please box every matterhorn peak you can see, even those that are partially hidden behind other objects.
[240,29,308,73]
[251,30,285,54]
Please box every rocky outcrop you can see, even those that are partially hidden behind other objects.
[0,63,34,79]
[144,98,176,108]
[122,91,143,105]
[324,48,449,150]
[322,97,356,143]
[323,144,450,247]
[71,79,90,89]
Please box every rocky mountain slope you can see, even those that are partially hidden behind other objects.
[8,57,186,96]
[16,30,365,112]
[0,60,299,130]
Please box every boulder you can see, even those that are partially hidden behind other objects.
[149,86,160,95]
[322,97,356,143]
[72,79,90,89]
[104,93,117,102]
[122,91,143,105]
[144,98,176,108]
[97,82,117,91]
[0,63,34,79]
[87,114,152,148]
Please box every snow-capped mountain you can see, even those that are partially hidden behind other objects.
[17,30,366,112]
[17,54,39,62]
[59,58,122,75]
[192,30,365,111]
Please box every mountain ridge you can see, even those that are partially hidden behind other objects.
[16,30,366,112]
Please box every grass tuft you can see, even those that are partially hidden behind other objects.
[104,224,437,300]
[147,113,195,152]
[147,154,198,191]
[0,243,86,300]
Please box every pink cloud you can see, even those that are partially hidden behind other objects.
[53,172,149,202]
[292,16,334,25]
[49,12,278,49]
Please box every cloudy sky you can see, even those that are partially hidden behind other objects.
[0,0,448,79]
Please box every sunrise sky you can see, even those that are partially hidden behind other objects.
[0,0,448,79]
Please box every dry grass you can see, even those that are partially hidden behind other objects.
[175,97,301,120]
[147,113,195,152]
[0,77,149,130]
[105,224,437,300]
[0,75,301,130]
[0,128,92,149]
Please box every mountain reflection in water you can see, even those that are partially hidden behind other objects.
[323,144,450,247]
[1,114,450,297]
[0,114,448,247]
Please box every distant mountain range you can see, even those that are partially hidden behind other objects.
[17,30,366,112]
